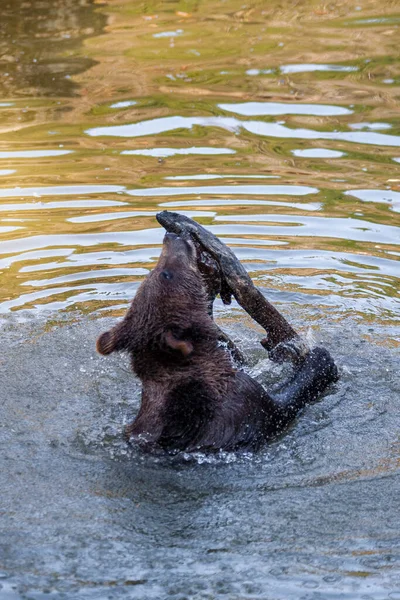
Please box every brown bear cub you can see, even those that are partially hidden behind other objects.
[97,222,338,454]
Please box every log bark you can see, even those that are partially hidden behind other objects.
[156,211,309,364]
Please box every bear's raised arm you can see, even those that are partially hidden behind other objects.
[156,210,309,365]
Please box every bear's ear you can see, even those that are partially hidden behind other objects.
[164,329,193,357]
[96,330,118,355]
[96,322,129,356]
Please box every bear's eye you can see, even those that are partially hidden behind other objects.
[160,270,173,281]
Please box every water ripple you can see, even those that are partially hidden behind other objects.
[211,216,400,245]
[280,63,359,74]
[87,116,400,147]
[22,267,149,287]
[292,149,345,158]
[219,102,352,116]
[0,200,127,212]
[110,100,137,109]
[159,199,321,211]
[0,185,126,198]
[122,147,236,157]
[127,185,319,197]
[87,116,240,137]
[243,120,400,147]
[68,210,216,223]
[164,174,279,180]
[0,229,164,255]
[345,189,400,212]
[0,150,73,159]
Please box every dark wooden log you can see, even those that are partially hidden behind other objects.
[156,210,309,364]
[191,236,245,365]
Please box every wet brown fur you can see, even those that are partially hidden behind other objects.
[97,233,337,453]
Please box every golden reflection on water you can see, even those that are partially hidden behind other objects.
[0,0,399,321]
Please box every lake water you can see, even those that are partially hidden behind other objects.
[0,1,399,598]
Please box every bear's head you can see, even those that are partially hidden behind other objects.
[96,232,218,366]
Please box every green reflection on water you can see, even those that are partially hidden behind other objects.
[0,0,398,323]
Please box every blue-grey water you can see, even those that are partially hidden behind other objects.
[0,1,399,598]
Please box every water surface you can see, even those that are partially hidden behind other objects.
[0,1,399,598]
